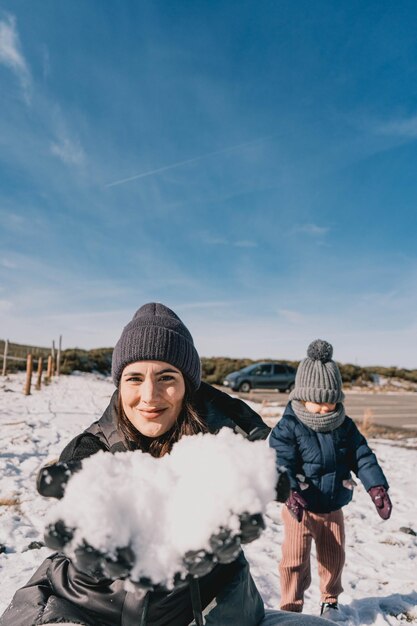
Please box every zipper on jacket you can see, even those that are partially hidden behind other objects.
[188,576,204,626]
[139,592,150,626]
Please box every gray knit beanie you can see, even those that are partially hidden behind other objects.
[111,303,201,390]
[289,339,344,404]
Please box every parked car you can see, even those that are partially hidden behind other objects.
[223,362,296,393]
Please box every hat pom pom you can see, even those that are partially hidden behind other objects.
[307,339,333,363]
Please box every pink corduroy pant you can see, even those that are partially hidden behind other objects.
[279,506,345,612]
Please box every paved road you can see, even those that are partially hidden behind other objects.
[339,392,417,430]
[217,387,417,430]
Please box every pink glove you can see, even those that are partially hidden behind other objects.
[368,485,392,520]
[285,491,308,522]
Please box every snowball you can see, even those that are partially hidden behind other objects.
[46,429,277,586]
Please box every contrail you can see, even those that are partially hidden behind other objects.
[105,136,269,188]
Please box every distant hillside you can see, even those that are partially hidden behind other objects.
[200,357,417,388]
[0,340,52,361]
[2,340,417,388]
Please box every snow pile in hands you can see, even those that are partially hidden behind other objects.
[46,428,277,585]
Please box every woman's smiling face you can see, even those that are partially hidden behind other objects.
[120,361,186,437]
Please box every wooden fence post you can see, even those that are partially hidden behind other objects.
[51,341,56,377]
[2,339,8,376]
[24,354,33,396]
[35,357,43,390]
[46,354,53,381]
[57,335,62,376]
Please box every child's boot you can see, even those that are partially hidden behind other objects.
[320,601,339,619]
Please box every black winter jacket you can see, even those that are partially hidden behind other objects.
[269,402,388,514]
[0,383,268,626]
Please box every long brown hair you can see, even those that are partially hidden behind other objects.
[117,378,207,458]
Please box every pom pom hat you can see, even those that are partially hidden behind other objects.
[289,339,344,404]
[111,303,201,390]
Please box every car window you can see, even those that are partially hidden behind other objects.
[252,364,272,376]
[273,364,287,374]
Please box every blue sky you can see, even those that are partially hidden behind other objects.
[1,1,416,367]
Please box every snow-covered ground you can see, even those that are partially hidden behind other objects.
[1,372,416,624]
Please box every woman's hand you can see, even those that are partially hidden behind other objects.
[37,461,82,499]
[44,520,135,580]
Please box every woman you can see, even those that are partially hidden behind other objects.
[1,303,332,626]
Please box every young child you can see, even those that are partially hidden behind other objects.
[269,339,392,619]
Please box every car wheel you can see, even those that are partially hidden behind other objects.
[287,383,295,392]
[239,381,251,393]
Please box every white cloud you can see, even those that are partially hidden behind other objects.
[377,115,417,138]
[0,211,26,231]
[0,299,12,312]
[0,13,31,101]
[295,223,329,236]
[278,309,305,324]
[202,235,258,248]
[174,300,240,311]
[203,236,228,245]
[50,134,85,166]
[234,240,258,248]
[1,258,18,269]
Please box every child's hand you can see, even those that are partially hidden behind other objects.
[368,485,392,520]
[285,491,308,522]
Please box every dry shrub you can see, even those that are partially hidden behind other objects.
[0,497,20,506]
[359,408,374,437]
[380,537,402,546]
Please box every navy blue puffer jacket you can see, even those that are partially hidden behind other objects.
[269,403,389,514]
